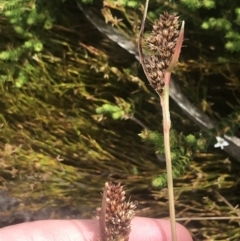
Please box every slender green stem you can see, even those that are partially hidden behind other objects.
[159,71,177,241]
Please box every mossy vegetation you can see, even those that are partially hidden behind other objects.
[0,0,240,240]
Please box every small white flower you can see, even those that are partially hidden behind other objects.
[214,136,229,150]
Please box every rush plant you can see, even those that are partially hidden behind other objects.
[138,0,184,240]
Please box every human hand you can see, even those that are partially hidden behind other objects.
[0,217,192,241]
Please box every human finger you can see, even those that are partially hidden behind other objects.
[0,217,192,241]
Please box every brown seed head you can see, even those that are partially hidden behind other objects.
[141,12,181,93]
[96,182,137,241]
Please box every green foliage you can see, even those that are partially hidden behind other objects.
[80,0,93,3]
[140,129,206,188]
[137,105,240,189]
[139,129,165,154]
[0,0,58,87]
[112,0,140,8]
[96,99,133,120]
[97,100,210,188]
[96,104,125,120]
[180,0,215,9]
[201,16,240,52]
[201,18,231,31]
[195,1,240,52]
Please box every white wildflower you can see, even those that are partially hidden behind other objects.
[214,136,229,150]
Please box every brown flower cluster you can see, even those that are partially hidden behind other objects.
[96,182,137,241]
[143,12,181,93]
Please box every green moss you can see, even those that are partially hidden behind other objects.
[0,1,240,240]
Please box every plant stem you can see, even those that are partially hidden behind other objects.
[159,71,177,241]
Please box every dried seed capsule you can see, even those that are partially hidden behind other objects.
[96,182,137,241]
